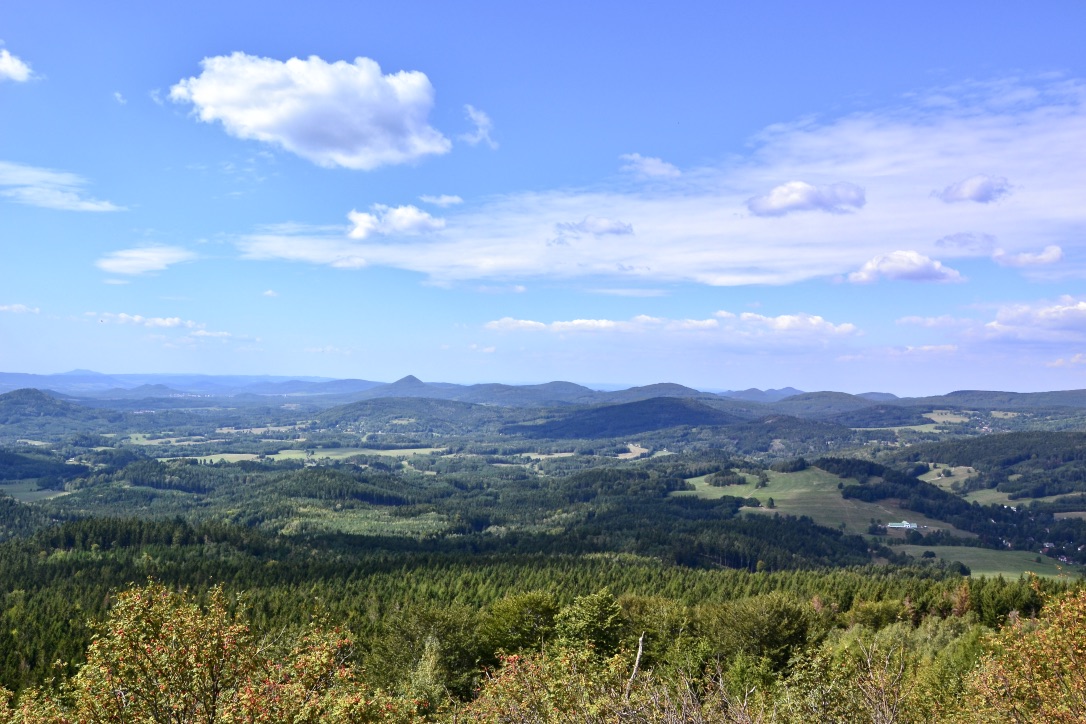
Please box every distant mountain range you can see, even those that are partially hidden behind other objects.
[6,370,1086,415]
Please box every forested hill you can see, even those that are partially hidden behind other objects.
[899,389,1086,409]
[0,388,99,421]
[501,397,747,438]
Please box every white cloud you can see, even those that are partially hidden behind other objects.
[97,312,199,329]
[896,315,972,328]
[485,317,548,332]
[190,330,231,338]
[95,246,196,275]
[550,318,623,332]
[419,194,463,207]
[848,250,964,284]
[262,289,279,297]
[113,91,126,105]
[347,204,445,239]
[170,52,450,170]
[992,245,1063,267]
[726,311,857,336]
[984,296,1086,341]
[747,181,865,217]
[487,310,855,340]
[0,49,32,82]
[234,77,1086,287]
[934,174,1012,203]
[0,161,122,212]
[1048,354,1086,368]
[619,153,680,178]
[0,303,39,314]
[460,105,497,148]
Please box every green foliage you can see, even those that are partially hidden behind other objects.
[479,591,558,657]
[555,589,625,656]
[7,581,417,722]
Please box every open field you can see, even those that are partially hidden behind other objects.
[924,410,972,424]
[0,482,68,502]
[617,444,649,459]
[896,545,1080,580]
[675,467,974,538]
[920,465,978,489]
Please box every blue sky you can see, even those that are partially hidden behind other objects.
[2,1,1086,395]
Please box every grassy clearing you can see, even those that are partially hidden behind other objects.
[617,444,649,459]
[895,545,1080,580]
[0,481,69,502]
[675,468,974,538]
[962,488,1016,506]
[920,465,977,490]
[960,488,1070,507]
[924,410,971,424]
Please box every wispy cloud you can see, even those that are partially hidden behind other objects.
[936,232,997,254]
[170,52,450,170]
[460,104,497,149]
[619,153,681,178]
[486,309,857,343]
[95,312,199,328]
[933,174,1012,204]
[0,303,39,314]
[0,161,123,212]
[992,245,1063,267]
[555,216,633,237]
[95,246,196,275]
[897,315,972,328]
[419,194,463,207]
